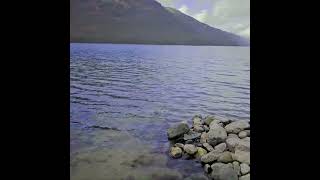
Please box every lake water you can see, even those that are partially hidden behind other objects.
[70,43,250,180]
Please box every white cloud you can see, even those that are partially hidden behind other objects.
[194,10,208,23]
[178,5,189,14]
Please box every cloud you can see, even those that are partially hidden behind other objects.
[178,5,189,14]
[194,10,208,23]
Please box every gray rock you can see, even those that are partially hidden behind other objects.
[184,144,198,155]
[239,174,250,180]
[226,137,250,152]
[240,163,250,175]
[167,123,189,139]
[225,120,250,134]
[204,115,215,126]
[207,124,227,146]
[238,131,248,139]
[204,164,211,174]
[232,149,250,165]
[233,161,241,176]
[210,163,238,180]
[170,147,182,158]
[203,143,214,152]
[192,115,203,126]
[200,151,221,163]
[184,131,201,141]
[193,125,205,133]
[175,143,184,149]
[200,132,208,143]
[209,120,222,129]
[217,151,234,163]
[214,143,227,153]
[185,140,193,144]
[184,173,209,180]
[228,134,239,139]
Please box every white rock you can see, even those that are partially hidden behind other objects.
[233,161,241,176]
[233,149,250,165]
[217,151,234,163]
[170,147,182,158]
[238,131,248,138]
[240,163,250,175]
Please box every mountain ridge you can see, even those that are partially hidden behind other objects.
[70,0,249,46]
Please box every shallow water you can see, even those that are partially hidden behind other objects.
[70,43,250,180]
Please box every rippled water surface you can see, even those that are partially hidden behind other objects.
[70,43,250,180]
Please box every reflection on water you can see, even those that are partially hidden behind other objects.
[70,43,250,179]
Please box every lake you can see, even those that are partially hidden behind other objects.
[70,43,250,180]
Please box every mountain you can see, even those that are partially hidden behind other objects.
[70,0,249,46]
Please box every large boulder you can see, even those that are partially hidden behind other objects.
[240,163,250,175]
[207,124,227,146]
[217,151,234,163]
[210,163,238,180]
[225,120,250,134]
[167,123,189,139]
[200,150,221,163]
[184,144,198,155]
[170,147,182,158]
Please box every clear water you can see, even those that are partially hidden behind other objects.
[70,43,250,180]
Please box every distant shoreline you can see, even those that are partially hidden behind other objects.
[70,41,250,47]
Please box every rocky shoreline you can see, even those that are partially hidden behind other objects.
[167,115,250,180]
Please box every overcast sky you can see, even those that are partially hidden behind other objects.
[156,0,250,39]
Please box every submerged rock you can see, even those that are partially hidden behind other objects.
[210,163,238,180]
[184,144,198,155]
[167,123,189,139]
[207,124,227,146]
[225,120,250,134]
[170,147,182,158]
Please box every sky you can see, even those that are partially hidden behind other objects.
[156,0,250,39]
